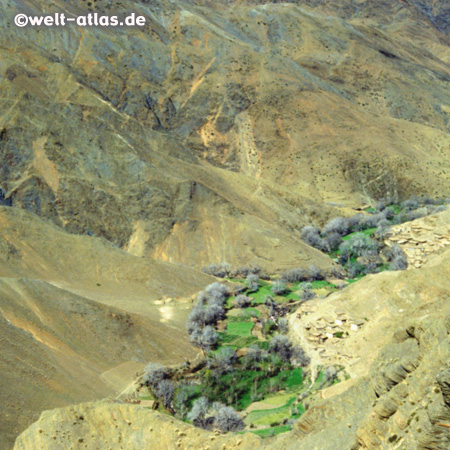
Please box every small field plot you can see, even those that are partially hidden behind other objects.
[226,321,254,336]
[251,425,292,437]
[245,397,296,427]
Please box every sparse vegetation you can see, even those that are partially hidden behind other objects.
[299,195,447,278]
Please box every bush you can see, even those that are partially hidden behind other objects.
[196,326,219,350]
[277,318,289,334]
[269,335,292,362]
[345,261,366,278]
[262,319,277,336]
[173,385,190,419]
[291,346,310,367]
[298,282,316,301]
[282,268,307,283]
[205,283,230,304]
[232,265,261,277]
[187,399,244,433]
[375,219,390,239]
[271,280,288,295]
[235,294,251,308]
[212,403,245,432]
[324,232,343,251]
[243,344,266,370]
[338,233,379,264]
[246,274,259,292]
[213,347,237,373]
[155,379,175,409]
[202,263,231,278]
[306,265,326,281]
[401,196,419,211]
[301,226,329,251]
[388,244,408,271]
[188,397,211,428]
[322,217,349,236]
[143,362,166,387]
[187,283,231,349]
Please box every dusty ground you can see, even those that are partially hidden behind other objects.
[0,207,212,449]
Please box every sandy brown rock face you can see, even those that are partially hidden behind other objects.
[1,0,450,269]
[0,206,213,449]
[13,400,264,450]
[286,247,450,450]
[386,209,450,269]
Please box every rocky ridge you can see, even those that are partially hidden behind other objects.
[386,209,450,269]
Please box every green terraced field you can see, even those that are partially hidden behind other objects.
[245,397,296,426]
[251,424,293,437]
[226,321,254,336]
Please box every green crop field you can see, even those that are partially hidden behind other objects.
[226,321,254,336]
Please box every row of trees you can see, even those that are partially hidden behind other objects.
[202,263,270,280]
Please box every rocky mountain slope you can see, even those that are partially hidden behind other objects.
[2,0,450,269]
[2,0,450,448]
[0,206,214,448]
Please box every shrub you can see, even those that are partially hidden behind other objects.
[404,207,427,222]
[271,280,288,295]
[298,282,316,301]
[323,366,338,381]
[155,379,175,409]
[262,319,277,336]
[200,326,219,350]
[187,283,231,349]
[269,335,292,362]
[277,318,289,334]
[375,219,391,239]
[202,263,231,278]
[291,346,310,367]
[301,226,329,251]
[246,274,259,292]
[325,232,343,251]
[210,402,245,432]
[233,265,261,277]
[235,294,251,308]
[213,347,237,373]
[347,213,366,231]
[338,233,379,263]
[322,217,349,236]
[345,261,366,278]
[143,362,166,387]
[306,265,326,281]
[205,283,230,305]
[282,268,307,283]
[435,205,448,213]
[243,344,266,369]
[204,303,226,324]
[401,196,419,211]
[388,244,408,271]
[188,397,211,428]
[173,385,190,419]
